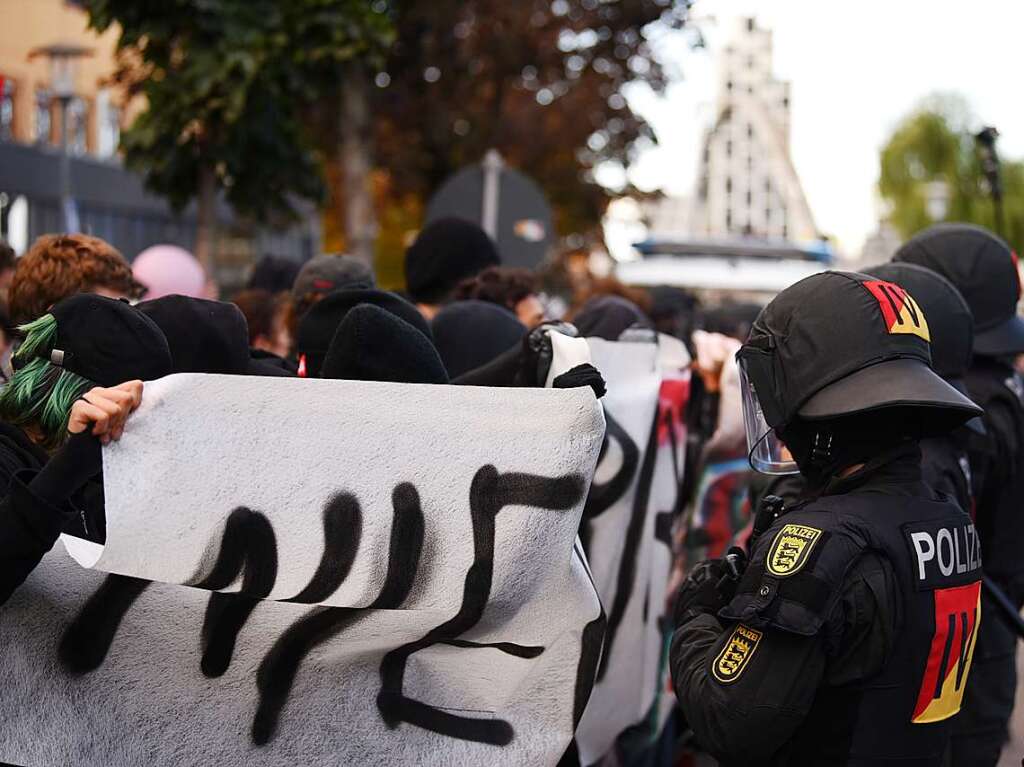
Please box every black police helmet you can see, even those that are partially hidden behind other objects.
[738,271,981,436]
[892,223,1024,357]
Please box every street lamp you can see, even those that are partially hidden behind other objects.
[975,126,1004,238]
[28,42,93,232]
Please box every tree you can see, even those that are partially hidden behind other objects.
[84,0,392,271]
[879,94,1024,253]
[335,0,692,285]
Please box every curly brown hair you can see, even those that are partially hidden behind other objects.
[452,266,537,311]
[8,234,143,323]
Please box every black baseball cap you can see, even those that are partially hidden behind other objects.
[47,293,173,386]
[892,223,1024,356]
[738,271,981,432]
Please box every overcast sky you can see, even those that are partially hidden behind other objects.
[622,0,1024,254]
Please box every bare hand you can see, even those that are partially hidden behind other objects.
[67,381,144,445]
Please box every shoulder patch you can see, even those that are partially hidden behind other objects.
[767,523,823,576]
[713,624,762,683]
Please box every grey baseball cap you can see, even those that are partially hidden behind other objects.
[292,254,375,299]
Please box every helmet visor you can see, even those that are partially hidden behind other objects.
[738,356,799,474]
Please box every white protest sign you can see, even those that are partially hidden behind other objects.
[0,374,605,767]
[575,336,690,764]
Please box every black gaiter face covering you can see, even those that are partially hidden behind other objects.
[779,411,920,491]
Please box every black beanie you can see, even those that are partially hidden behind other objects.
[431,300,526,378]
[47,294,172,386]
[321,303,449,384]
[295,288,431,378]
[572,295,652,341]
[138,295,251,375]
[404,217,501,304]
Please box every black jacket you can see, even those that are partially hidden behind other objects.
[964,359,1024,588]
[0,423,103,605]
[671,445,981,765]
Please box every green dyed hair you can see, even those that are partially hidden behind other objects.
[0,313,94,450]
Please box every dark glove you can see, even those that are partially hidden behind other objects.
[514,321,580,387]
[552,363,606,398]
[672,550,745,629]
[453,322,580,387]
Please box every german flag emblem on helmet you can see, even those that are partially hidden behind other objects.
[863,279,931,342]
[767,524,823,576]
[713,624,762,683]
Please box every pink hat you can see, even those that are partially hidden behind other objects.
[132,245,208,300]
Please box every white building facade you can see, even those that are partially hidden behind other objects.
[689,17,817,242]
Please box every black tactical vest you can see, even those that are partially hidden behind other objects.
[721,485,982,765]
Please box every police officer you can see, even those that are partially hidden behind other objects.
[670,270,983,765]
[865,261,979,511]
[893,224,1024,766]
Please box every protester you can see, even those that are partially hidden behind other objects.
[404,217,500,320]
[247,254,301,295]
[132,244,209,301]
[0,294,172,605]
[138,295,251,376]
[453,266,546,327]
[233,289,293,360]
[8,234,144,324]
[671,271,982,765]
[570,294,652,341]
[291,253,375,324]
[294,287,430,378]
[321,303,449,384]
[893,223,1024,766]
[430,299,525,378]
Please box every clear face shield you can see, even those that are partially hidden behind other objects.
[737,355,799,475]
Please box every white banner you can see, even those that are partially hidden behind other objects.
[575,336,689,764]
[0,374,605,767]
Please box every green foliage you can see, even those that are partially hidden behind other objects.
[83,0,394,222]
[0,315,93,450]
[879,93,1024,251]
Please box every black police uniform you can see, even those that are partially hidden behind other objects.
[671,444,982,765]
[892,224,1024,766]
[950,359,1024,766]
[671,270,983,766]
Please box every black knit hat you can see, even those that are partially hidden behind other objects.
[431,300,526,378]
[47,294,172,386]
[321,303,449,384]
[295,288,431,378]
[738,271,980,433]
[892,223,1024,356]
[138,295,250,375]
[865,262,973,381]
[404,217,501,304]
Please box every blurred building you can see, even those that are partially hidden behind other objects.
[0,0,318,291]
[687,17,817,242]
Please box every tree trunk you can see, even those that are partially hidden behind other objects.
[339,66,376,265]
[194,164,218,277]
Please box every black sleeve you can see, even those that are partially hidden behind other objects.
[0,434,101,606]
[670,553,897,762]
[0,469,76,605]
